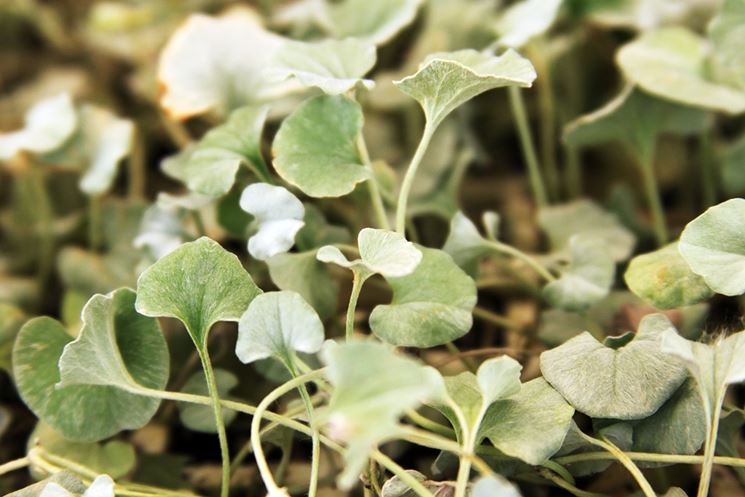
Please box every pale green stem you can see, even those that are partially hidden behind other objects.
[372,450,435,497]
[527,42,559,201]
[30,167,54,287]
[538,468,608,497]
[565,145,582,198]
[128,129,146,200]
[252,370,326,495]
[444,396,473,497]
[198,349,231,497]
[191,210,207,237]
[698,394,724,497]
[472,307,522,330]
[287,360,320,497]
[346,271,367,341]
[583,435,655,497]
[455,454,473,497]
[357,134,390,230]
[508,85,548,208]
[397,426,495,478]
[0,456,29,476]
[699,127,716,208]
[404,410,455,438]
[396,122,436,234]
[542,460,576,485]
[555,451,745,469]
[485,241,555,283]
[638,148,667,247]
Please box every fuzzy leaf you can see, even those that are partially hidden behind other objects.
[268,38,376,94]
[616,27,745,114]
[369,247,477,347]
[13,316,164,442]
[679,198,745,296]
[239,183,305,261]
[179,369,238,433]
[395,49,536,127]
[625,242,713,309]
[442,211,494,275]
[543,235,615,312]
[58,288,169,393]
[540,313,687,419]
[135,237,262,348]
[164,106,269,197]
[495,0,562,48]
[272,94,371,197]
[0,93,77,160]
[267,251,339,320]
[471,476,522,497]
[236,291,324,365]
[323,0,424,44]
[319,341,443,489]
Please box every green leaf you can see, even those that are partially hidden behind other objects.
[57,247,137,297]
[495,0,562,48]
[13,316,163,442]
[442,210,494,275]
[135,237,262,348]
[0,93,77,160]
[318,340,443,489]
[624,242,713,309]
[57,288,169,393]
[538,199,636,263]
[708,0,745,92]
[564,86,709,170]
[323,0,424,45]
[268,38,376,95]
[616,27,745,114]
[540,313,687,419]
[480,378,574,465]
[679,198,745,296]
[471,476,522,497]
[395,49,536,128]
[266,251,339,320]
[31,423,136,479]
[317,228,422,278]
[0,302,26,373]
[542,235,615,312]
[6,472,86,497]
[239,183,305,261]
[157,10,291,120]
[179,369,238,433]
[722,134,745,196]
[716,408,745,484]
[163,105,269,197]
[369,246,477,347]
[133,205,188,261]
[272,94,371,198]
[236,291,324,366]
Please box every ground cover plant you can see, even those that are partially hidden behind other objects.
[1,0,745,496]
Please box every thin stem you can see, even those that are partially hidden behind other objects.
[29,166,54,287]
[405,410,455,438]
[128,129,146,200]
[471,307,522,330]
[0,457,30,476]
[287,360,320,497]
[396,122,436,234]
[357,134,390,230]
[638,148,667,247]
[583,436,655,497]
[345,272,366,341]
[454,454,473,497]
[485,241,555,282]
[555,451,745,468]
[88,195,103,252]
[252,370,326,495]
[508,86,548,208]
[371,450,435,497]
[698,395,724,497]
[191,210,207,237]
[198,349,231,497]
[565,145,582,198]
[538,468,608,497]
[699,127,716,208]
[527,42,559,201]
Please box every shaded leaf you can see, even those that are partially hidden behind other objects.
[495,0,562,48]
[179,369,238,433]
[442,210,494,275]
[708,0,745,92]
[0,302,26,373]
[266,251,339,320]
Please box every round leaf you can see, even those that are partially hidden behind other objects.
[266,251,339,320]
[323,0,424,45]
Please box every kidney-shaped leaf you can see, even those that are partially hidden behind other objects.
[163,105,269,197]
[616,27,745,115]
[268,38,376,95]
[273,94,371,197]
[135,237,262,348]
[625,242,713,309]
[0,93,77,160]
[679,198,745,296]
[13,315,164,442]
[395,49,536,128]
[322,0,424,45]
[540,313,687,419]
[239,183,305,261]
[442,211,495,275]
[58,288,169,393]
[236,291,324,366]
[369,246,477,347]
[319,340,443,489]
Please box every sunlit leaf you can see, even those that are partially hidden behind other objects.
[322,0,424,45]
[369,246,477,347]
[318,340,444,489]
[268,38,376,95]
[0,93,77,160]
[471,476,522,497]
[616,27,745,114]
[236,291,324,366]
[267,251,339,320]
[239,183,305,261]
[395,49,536,127]
[272,94,371,197]
[495,0,562,48]
[679,198,745,296]
[179,369,238,433]
[708,0,745,92]
[540,313,687,419]
[135,237,262,348]
[624,242,713,309]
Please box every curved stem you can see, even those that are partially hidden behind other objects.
[372,450,434,497]
[252,370,326,495]
[583,436,655,497]
[357,134,390,230]
[396,122,436,234]
[198,350,231,497]
[486,241,555,282]
[638,148,667,247]
[0,457,30,476]
[508,86,548,208]
[345,272,366,341]
[538,468,608,497]
[287,360,320,497]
